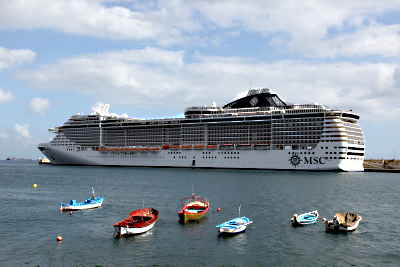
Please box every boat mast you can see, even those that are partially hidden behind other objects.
[238,204,241,217]
[91,187,96,199]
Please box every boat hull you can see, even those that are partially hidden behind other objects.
[178,211,207,224]
[60,202,102,211]
[38,143,364,171]
[113,221,156,238]
[325,216,362,232]
[219,225,247,235]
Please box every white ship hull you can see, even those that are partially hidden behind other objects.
[113,222,156,237]
[39,143,364,171]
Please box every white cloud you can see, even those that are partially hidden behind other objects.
[395,67,400,88]
[293,23,400,58]
[188,1,400,58]
[0,89,14,103]
[29,97,50,114]
[1,0,399,56]
[17,48,400,120]
[18,47,185,105]
[15,124,31,139]
[0,0,195,45]
[0,47,36,71]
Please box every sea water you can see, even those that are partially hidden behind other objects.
[0,161,399,266]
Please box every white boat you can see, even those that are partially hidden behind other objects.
[324,212,362,232]
[291,210,319,226]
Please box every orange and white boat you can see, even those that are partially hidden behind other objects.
[113,208,159,237]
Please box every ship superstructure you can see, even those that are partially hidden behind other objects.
[38,89,365,171]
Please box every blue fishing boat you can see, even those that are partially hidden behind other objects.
[291,210,319,226]
[60,187,104,211]
[216,205,253,234]
[216,216,253,234]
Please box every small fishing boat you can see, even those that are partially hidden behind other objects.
[216,216,253,235]
[323,212,362,232]
[291,210,319,226]
[113,208,159,238]
[60,187,104,211]
[216,205,252,235]
[177,193,210,223]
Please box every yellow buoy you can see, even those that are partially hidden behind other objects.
[56,235,63,242]
[32,184,38,188]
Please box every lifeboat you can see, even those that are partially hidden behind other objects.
[194,145,205,149]
[146,147,161,151]
[181,145,193,149]
[220,144,234,149]
[207,145,217,149]
[254,143,270,150]
[96,146,160,152]
[237,144,252,150]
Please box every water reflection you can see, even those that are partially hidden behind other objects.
[217,232,249,254]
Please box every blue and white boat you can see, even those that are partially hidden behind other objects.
[216,216,253,234]
[216,205,253,234]
[60,187,104,211]
[291,210,319,226]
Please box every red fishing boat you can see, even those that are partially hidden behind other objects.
[113,208,159,238]
[177,194,210,224]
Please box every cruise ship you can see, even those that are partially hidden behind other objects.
[38,89,365,171]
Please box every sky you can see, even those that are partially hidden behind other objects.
[0,0,399,159]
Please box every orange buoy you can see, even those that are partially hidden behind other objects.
[56,235,63,242]
[216,208,222,212]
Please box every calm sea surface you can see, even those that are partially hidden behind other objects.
[0,161,399,267]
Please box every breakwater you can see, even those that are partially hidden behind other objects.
[364,159,400,172]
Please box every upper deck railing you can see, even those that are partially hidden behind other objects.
[185,104,326,111]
